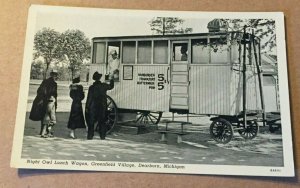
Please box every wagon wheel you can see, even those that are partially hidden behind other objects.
[238,121,258,140]
[136,111,162,125]
[105,95,118,134]
[95,96,118,134]
[210,118,233,144]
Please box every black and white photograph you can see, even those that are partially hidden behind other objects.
[11,5,294,177]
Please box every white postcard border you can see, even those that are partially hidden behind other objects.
[10,5,294,177]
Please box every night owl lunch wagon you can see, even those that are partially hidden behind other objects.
[88,24,273,144]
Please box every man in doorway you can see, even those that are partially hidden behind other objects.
[108,49,120,81]
[180,45,188,61]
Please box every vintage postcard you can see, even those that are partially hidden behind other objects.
[11,5,294,176]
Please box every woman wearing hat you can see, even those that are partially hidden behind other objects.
[85,71,114,140]
[67,77,86,139]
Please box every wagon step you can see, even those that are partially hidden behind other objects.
[157,130,189,143]
[158,130,189,134]
[164,121,192,133]
[165,120,192,124]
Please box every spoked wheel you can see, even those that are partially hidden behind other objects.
[136,111,162,125]
[105,95,118,134]
[210,118,233,144]
[238,121,258,140]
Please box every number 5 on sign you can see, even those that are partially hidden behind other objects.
[158,74,165,90]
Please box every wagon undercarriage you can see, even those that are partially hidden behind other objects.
[102,94,281,145]
[209,113,259,144]
[99,96,164,134]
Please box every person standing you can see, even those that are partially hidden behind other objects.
[85,71,114,140]
[67,77,86,139]
[30,69,58,138]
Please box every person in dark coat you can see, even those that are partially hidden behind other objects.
[67,77,86,139]
[29,70,58,138]
[85,71,114,140]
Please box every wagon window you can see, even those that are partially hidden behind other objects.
[263,75,276,86]
[93,42,106,64]
[137,41,152,64]
[245,36,261,65]
[254,40,261,66]
[210,38,229,64]
[107,42,120,58]
[248,41,255,65]
[154,40,168,64]
[191,39,209,64]
[107,42,120,81]
[173,43,188,61]
[122,41,136,64]
[238,42,249,65]
[231,41,240,64]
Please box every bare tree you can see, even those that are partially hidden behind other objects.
[149,17,193,35]
[226,19,276,53]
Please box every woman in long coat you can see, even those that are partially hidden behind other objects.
[67,77,86,138]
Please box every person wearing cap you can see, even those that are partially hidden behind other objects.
[67,77,86,139]
[85,71,114,140]
[108,50,120,81]
[30,69,58,138]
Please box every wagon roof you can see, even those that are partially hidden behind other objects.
[92,31,240,41]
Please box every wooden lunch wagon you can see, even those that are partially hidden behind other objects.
[88,24,269,144]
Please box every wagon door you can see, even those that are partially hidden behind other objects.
[170,41,189,111]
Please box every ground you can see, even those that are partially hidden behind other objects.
[21,112,283,166]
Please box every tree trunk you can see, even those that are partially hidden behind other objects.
[71,70,74,80]
[70,65,74,80]
[44,62,50,80]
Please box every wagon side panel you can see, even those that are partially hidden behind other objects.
[90,64,170,112]
[230,65,262,115]
[246,67,262,111]
[229,66,242,115]
[189,65,231,115]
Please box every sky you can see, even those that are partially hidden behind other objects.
[34,6,211,40]
[32,6,277,55]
